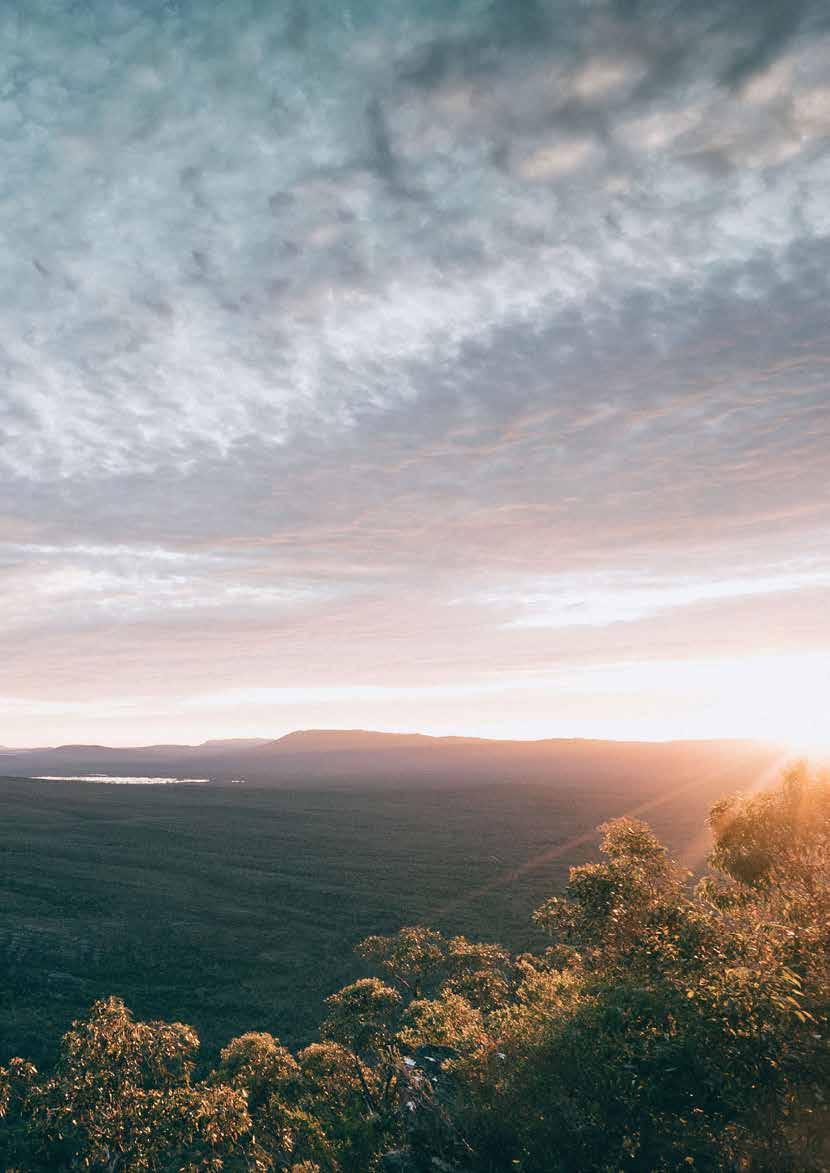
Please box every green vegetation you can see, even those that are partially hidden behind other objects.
[0,774,723,1067]
[2,764,827,1171]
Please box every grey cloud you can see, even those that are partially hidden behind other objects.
[1,0,829,486]
[2,0,830,735]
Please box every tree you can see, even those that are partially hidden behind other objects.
[5,997,260,1171]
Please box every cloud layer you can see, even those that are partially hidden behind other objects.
[1,0,830,744]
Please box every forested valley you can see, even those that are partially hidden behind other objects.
[2,764,827,1172]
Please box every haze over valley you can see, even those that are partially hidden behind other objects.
[0,726,790,788]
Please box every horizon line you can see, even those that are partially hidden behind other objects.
[0,726,787,754]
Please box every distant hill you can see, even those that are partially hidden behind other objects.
[199,738,272,750]
[258,729,491,754]
[0,729,790,807]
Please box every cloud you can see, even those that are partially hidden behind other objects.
[0,539,346,639]
[2,0,830,741]
[1,0,829,488]
[468,563,830,629]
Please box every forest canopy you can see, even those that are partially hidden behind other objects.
[2,763,828,1172]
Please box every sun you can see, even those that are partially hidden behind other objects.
[776,728,830,766]
[730,652,830,761]
[660,651,830,758]
[780,729,830,763]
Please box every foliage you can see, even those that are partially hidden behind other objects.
[1,765,827,1171]
[0,776,631,1068]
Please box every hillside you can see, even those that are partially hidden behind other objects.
[0,730,787,793]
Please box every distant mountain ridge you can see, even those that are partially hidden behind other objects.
[259,729,494,754]
[0,730,790,808]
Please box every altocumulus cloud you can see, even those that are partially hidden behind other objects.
[466,561,830,629]
[2,0,830,481]
[1,0,830,741]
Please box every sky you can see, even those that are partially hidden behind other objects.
[2,0,830,748]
